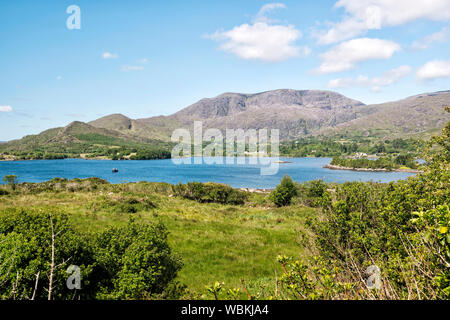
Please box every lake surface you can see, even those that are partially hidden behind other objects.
[0,157,416,189]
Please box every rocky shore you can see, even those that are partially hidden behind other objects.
[324,164,421,173]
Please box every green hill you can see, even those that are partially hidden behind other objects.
[0,121,172,160]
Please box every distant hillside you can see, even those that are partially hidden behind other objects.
[2,89,449,160]
[92,90,366,141]
[322,90,450,139]
[0,121,172,160]
[89,89,450,141]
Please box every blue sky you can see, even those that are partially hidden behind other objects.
[1,0,450,141]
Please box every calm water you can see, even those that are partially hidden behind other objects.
[0,157,416,189]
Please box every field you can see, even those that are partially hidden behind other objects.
[0,181,316,295]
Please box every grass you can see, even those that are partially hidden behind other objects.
[0,182,316,294]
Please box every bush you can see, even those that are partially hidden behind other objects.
[304,179,327,198]
[93,220,183,299]
[270,175,297,207]
[0,209,96,300]
[3,175,18,190]
[173,182,247,205]
[0,209,182,300]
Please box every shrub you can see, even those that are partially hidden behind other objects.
[0,209,96,300]
[269,175,297,207]
[93,220,183,299]
[3,175,18,190]
[304,179,327,198]
[0,209,181,300]
[173,182,247,205]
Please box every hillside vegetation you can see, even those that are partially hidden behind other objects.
[0,121,173,160]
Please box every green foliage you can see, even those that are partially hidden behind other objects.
[173,182,247,205]
[97,195,157,214]
[330,156,397,170]
[296,179,330,207]
[394,154,418,169]
[308,112,450,299]
[3,175,18,190]
[93,220,183,299]
[280,136,422,158]
[276,255,356,300]
[270,176,297,207]
[304,179,327,198]
[0,209,182,300]
[0,131,173,161]
[0,209,96,300]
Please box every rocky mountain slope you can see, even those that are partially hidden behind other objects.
[320,90,450,139]
[91,90,367,140]
[89,89,450,141]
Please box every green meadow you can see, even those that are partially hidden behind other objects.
[0,181,316,295]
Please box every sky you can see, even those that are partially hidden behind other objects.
[1,0,450,141]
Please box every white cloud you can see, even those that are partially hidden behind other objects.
[328,65,412,92]
[0,106,13,112]
[317,0,450,44]
[317,38,400,74]
[121,65,144,72]
[416,60,450,81]
[411,27,450,50]
[209,4,308,62]
[210,22,307,62]
[102,52,118,59]
[255,3,286,23]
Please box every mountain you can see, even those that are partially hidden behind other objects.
[2,121,139,151]
[92,90,366,140]
[90,89,450,141]
[1,89,449,159]
[0,121,172,159]
[321,90,450,139]
[170,90,365,140]
[90,114,181,142]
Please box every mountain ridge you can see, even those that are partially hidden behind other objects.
[89,89,450,141]
[1,90,449,158]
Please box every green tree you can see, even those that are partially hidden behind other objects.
[93,220,183,299]
[0,209,96,300]
[270,175,297,207]
[3,175,18,190]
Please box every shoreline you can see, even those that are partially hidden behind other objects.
[323,164,421,173]
[0,155,323,162]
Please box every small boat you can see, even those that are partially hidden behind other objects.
[112,168,119,173]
